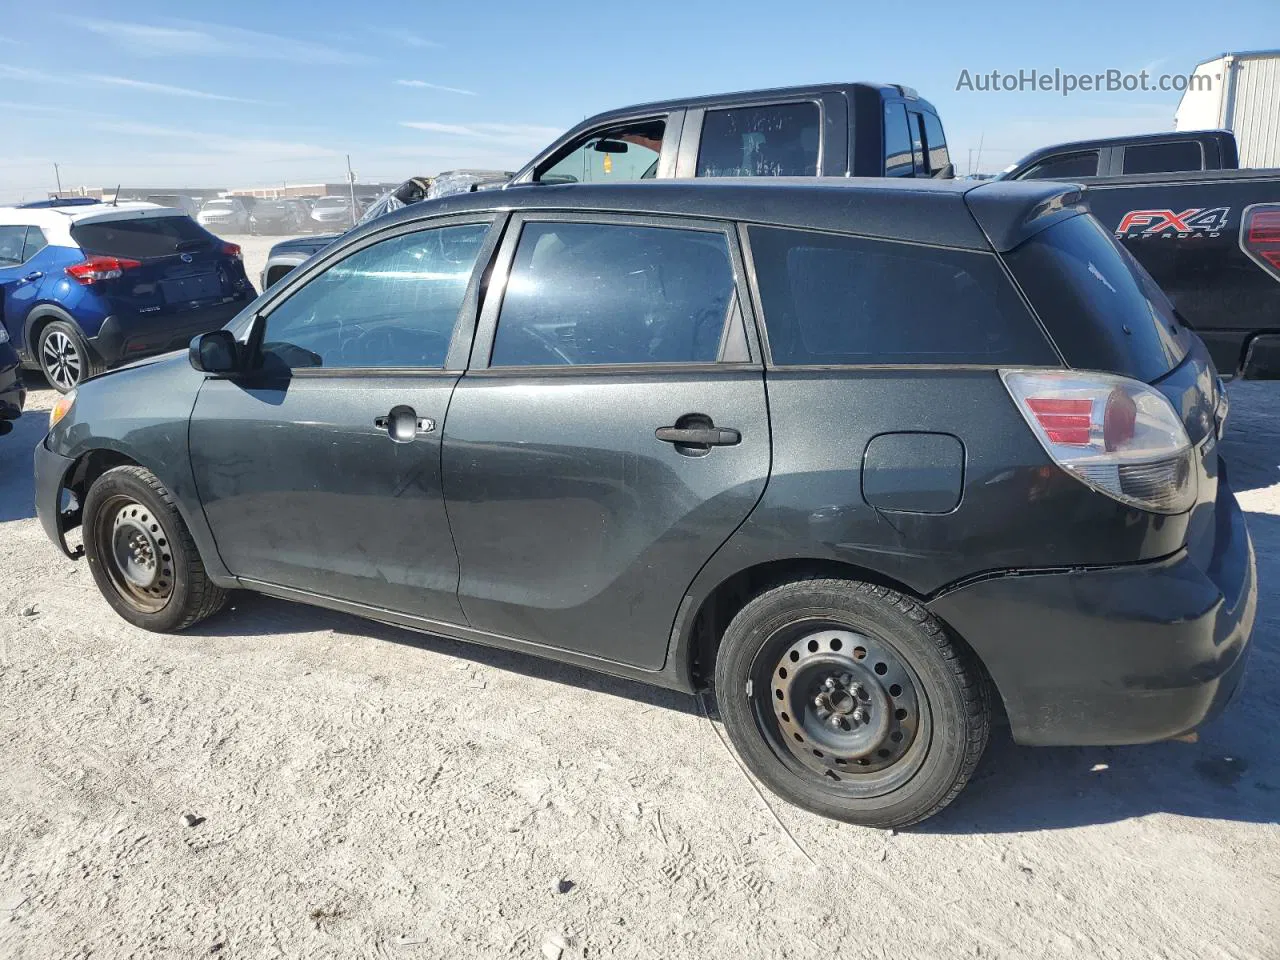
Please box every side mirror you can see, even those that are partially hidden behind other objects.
[593,139,629,154]
[931,162,956,180]
[189,329,239,374]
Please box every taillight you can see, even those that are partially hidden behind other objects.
[65,255,142,284]
[1241,204,1280,279]
[1002,369,1196,514]
[221,242,242,262]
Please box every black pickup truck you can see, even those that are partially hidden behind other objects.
[1000,131,1280,378]
[262,82,953,287]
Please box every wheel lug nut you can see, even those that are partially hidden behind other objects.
[823,677,837,691]
[852,707,868,724]
[828,715,842,728]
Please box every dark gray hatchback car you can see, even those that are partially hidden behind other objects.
[35,179,1256,828]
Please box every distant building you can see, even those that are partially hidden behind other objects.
[1176,50,1280,167]
[51,186,226,202]
[229,182,400,200]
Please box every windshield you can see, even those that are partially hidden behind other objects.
[1005,213,1192,381]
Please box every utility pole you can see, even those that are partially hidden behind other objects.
[346,154,357,226]
[974,133,986,177]
[53,162,63,196]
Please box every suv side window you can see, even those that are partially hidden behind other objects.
[261,223,489,370]
[491,221,736,367]
[1121,140,1204,175]
[922,112,950,173]
[536,118,666,184]
[883,104,914,177]
[1018,150,1101,180]
[748,226,1057,366]
[0,225,26,265]
[696,102,820,177]
[22,227,48,262]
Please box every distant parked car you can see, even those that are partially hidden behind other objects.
[249,199,306,235]
[0,199,256,392]
[0,329,23,435]
[197,197,253,234]
[145,194,201,218]
[309,196,356,231]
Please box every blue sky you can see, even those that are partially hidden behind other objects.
[1,0,1277,199]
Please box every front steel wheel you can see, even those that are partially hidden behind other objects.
[83,466,227,632]
[715,578,990,829]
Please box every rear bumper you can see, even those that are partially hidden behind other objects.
[87,299,251,366]
[928,471,1256,746]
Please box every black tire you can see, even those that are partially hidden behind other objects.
[83,465,228,632]
[37,320,104,393]
[714,578,990,829]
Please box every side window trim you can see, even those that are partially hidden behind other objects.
[677,98,826,179]
[254,212,502,376]
[469,211,762,373]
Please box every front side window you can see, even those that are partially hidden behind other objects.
[883,104,913,177]
[748,226,1056,366]
[1122,140,1203,175]
[1019,151,1101,180]
[922,112,950,173]
[261,223,489,370]
[536,118,666,184]
[491,221,736,367]
[0,226,27,265]
[696,102,820,177]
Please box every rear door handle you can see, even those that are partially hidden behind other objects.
[655,425,740,446]
[20,271,42,283]
[375,405,435,443]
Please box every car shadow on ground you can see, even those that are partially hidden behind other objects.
[1222,382,1279,493]
[0,388,52,523]
[193,591,704,717]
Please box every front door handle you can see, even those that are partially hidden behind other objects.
[655,425,741,446]
[375,405,435,443]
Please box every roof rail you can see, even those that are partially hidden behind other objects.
[19,197,102,209]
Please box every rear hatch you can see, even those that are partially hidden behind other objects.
[70,214,247,318]
[1002,211,1226,564]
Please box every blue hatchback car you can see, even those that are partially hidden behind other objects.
[0,199,256,392]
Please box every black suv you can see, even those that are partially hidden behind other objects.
[35,179,1255,828]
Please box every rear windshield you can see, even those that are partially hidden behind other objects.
[1004,214,1192,381]
[71,216,213,259]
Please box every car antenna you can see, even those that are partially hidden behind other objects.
[111,185,120,207]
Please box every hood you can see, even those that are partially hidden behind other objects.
[268,234,340,258]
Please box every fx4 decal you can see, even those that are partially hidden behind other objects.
[1115,207,1232,239]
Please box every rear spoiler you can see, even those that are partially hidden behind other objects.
[963,180,1090,252]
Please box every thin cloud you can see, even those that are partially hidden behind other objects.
[371,28,440,49]
[74,17,367,65]
[401,121,562,143]
[0,64,258,104]
[89,75,265,104]
[395,80,477,96]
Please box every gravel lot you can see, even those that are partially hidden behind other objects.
[1,262,1277,958]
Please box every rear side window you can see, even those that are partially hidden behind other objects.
[1004,214,1191,381]
[22,227,47,261]
[922,112,949,173]
[491,221,735,367]
[1018,151,1100,180]
[883,104,914,177]
[748,226,1056,366]
[0,226,27,264]
[1121,140,1203,175]
[697,102,820,177]
[72,216,213,259]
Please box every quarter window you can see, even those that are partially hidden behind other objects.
[1121,140,1203,175]
[748,226,1056,366]
[536,118,666,184]
[22,227,47,262]
[696,102,821,177]
[883,104,914,177]
[491,221,736,367]
[261,223,489,370]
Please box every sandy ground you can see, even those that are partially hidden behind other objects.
[0,322,1277,958]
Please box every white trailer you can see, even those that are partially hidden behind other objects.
[1176,50,1280,168]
